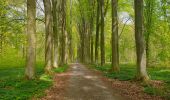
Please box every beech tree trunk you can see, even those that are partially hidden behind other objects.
[100,0,105,66]
[134,0,149,81]
[90,0,95,64]
[60,0,67,65]
[95,0,100,64]
[111,0,119,72]
[25,0,36,79]
[90,21,94,64]
[68,0,74,62]
[43,0,53,73]
[52,0,59,68]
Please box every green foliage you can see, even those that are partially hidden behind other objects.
[53,64,68,73]
[144,86,164,97]
[93,64,135,81]
[0,61,52,100]
[92,64,170,98]
[0,0,170,99]
[0,59,68,100]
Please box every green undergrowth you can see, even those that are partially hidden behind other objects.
[0,60,68,100]
[91,64,170,99]
[53,64,69,73]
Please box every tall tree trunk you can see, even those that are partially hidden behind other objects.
[68,0,73,62]
[91,34,94,63]
[100,0,105,66]
[90,21,94,63]
[134,0,149,81]
[43,0,53,73]
[86,23,91,63]
[60,0,67,65]
[95,0,100,64]
[25,0,36,79]
[81,20,86,63]
[52,0,59,68]
[111,0,119,71]
[90,0,95,64]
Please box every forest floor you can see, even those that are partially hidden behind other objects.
[42,63,124,100]
[41,63,165,100]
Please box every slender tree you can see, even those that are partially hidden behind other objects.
[90,0,95,63]
[68,0,74,62]
[111,0,119,71]
[134,0,149,81]
[25,0,36,79]
[100,0,105,66]
[95,0,100,64]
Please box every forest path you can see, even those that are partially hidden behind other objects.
[64,63,125,100]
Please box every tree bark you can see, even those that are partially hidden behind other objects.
[68,0,74,62]
[90,0,95,64]
[60,0,67,65]
[91,34,94,63]
[43,0,53,73]
[25,0,36,79]
[90,21,94,63]
[134,0,149,81]
[86,23,91,63]
[100,0,105,66]
[52,0,59,68]
[95,0,100,64]
[111,0,119,71]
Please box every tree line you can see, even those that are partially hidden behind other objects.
[0,0,169,82]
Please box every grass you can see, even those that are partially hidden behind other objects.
[91,64,170,99]
[53,64,69,73]
[0,58,68,100]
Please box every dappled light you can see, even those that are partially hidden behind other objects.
[0,0,170,99]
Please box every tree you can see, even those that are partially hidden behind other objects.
[43,0,53,73]
[100,0,105,66]
[134,0,149,81]
[52,0,59,68]
[89,0,95,63]
[25,0,36,79]
[60,0,67,65]
[111,0,119,71]
[95,0,100,64]
[68,0,74,62]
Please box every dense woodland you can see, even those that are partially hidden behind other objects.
[0,0,170,99]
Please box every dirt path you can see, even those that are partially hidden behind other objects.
[41,63,164,100]
[63,63,124,100]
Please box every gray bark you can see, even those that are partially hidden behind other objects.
[60,0,67,65]
[134,0,149,81]
[100,0,105,66]
[111,0,119,71]
[25,0,36,79]
[95,0,100,64]
[52,0,59,68]
[43,0,53,73]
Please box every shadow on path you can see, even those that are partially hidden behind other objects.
[64,63,125,100]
